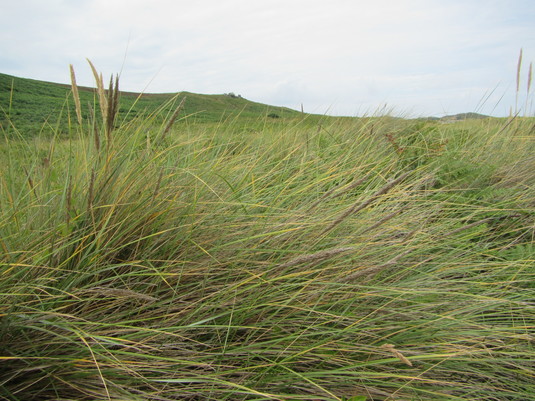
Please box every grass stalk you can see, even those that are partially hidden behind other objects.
[276,246,354,269]
[319,171,410,236]
[161,96,187,141]
[87,58,108,120]
[69,64,83,126]
[515,48,523,115]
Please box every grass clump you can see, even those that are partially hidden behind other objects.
[0,68,534,400]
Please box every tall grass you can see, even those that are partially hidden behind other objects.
[0,70,534,400]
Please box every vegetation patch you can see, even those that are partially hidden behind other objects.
[0,68,534,400]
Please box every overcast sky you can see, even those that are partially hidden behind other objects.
[2,0,534,117]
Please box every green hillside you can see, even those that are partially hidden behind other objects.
[441,112,490,121]
[0,72,300,137]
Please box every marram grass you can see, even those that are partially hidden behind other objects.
[0,73,534,400]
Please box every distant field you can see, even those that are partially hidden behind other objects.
[1,72,534,400]
[0,72,301,137]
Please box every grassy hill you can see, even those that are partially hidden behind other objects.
[0,72,301,137]
[441,112,490,121]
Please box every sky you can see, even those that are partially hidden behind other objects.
[1,0,534,117]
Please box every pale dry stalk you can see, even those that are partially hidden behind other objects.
[357,208,403,236]
[105,75,120,142]
[77,286,158,303]
[87,59,108,120]
[516,48,523,114]
[307,173,370,212]
[161,96,187,140]
[320,171,410,236]
[277,246,354,269]
[380,343,413,367]
[69,64,83,125]
[342,247,414,282]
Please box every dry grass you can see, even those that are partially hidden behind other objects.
[319,171,411,236]
[87,58,108,120]
[69,64,82,125]
[0,70,533,400]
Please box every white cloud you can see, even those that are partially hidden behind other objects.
[1,0,534,116]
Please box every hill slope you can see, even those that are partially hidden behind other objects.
[0,72,301,137]
[441,112,490,121]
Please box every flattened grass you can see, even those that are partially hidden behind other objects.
[1,91,534,400]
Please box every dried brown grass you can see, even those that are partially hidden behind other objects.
[380,343,413,367]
